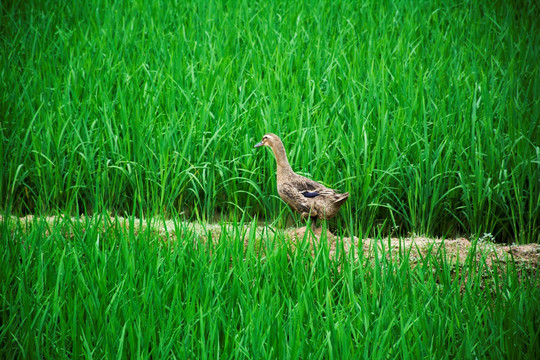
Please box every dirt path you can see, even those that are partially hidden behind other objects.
[291,227,539,268]
[3,215,539,268]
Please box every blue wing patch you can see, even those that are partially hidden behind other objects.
[302,191,320,198]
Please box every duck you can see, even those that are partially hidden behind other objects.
[254,133,349,228]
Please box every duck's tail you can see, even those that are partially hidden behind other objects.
[333,192,349,206]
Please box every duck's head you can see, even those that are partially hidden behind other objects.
[254,133,291,169]
[254,133,280,148]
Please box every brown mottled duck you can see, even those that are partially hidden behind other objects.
[254,133,349,229]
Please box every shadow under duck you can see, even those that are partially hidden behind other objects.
[254,133,349,228]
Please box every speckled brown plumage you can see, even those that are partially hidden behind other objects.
[254,133,349,223]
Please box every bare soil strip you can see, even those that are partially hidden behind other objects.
[3,215,539,268]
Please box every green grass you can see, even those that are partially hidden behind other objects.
[1,215,539,358]
[1,0,539,242]
[1,1,539,356]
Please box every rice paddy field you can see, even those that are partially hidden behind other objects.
[1,0,539,358]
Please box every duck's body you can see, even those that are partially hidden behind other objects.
[254,133,349,223]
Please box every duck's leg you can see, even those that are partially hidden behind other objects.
[310,217,317,231]
[300,211,318,231]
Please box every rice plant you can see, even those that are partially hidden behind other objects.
[1,1,539,357]
[1,215,539,358]
[1,0,539,242]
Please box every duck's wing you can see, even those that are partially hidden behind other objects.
[289,175,323,191]
[278,183,314,213]
[290,175,337,197]
[301,191,320,198]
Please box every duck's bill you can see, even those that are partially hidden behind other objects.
[254,141,264,148]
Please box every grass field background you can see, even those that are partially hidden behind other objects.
[1,0,539,242]
[1,0,540,358]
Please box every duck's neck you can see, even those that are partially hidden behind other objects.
[270,140,293,176]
